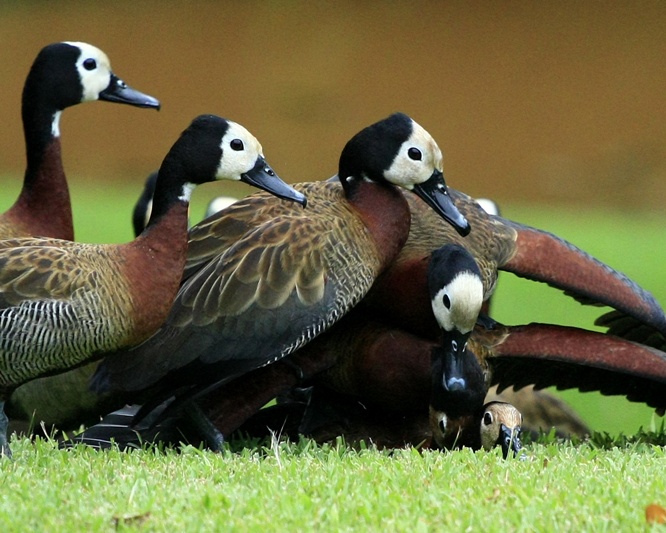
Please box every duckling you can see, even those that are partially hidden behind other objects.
[1,41,160,241]
[0,114,305,457]
[90,112,470,425]
[484,385,589,440]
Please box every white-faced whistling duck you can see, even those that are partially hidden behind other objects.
[0,114,305,457]
[6,174,239,433]
[1,42,160,242]
[362,187,666,345]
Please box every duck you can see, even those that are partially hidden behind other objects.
[16,124,666,435]
[425,245,521,457]
[131,171,238,238]
[1,41,160,242]
[7,176,240,434]
[66,232,665,452]
[132,171,159,238]
[473,401,523,457]
[0,114,306,457]
[89,112,471,424]
[363,187,666,342]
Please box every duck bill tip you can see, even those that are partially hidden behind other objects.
[499,425,522,459]
[241,159,306,207]
[99,74,161,110]
[412,174,470,237]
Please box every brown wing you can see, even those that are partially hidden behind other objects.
[184,181,341,279]
[93,182,382,395]
[0,238,132,388]
[475,323,666,413]
[386,188,666,340]
[0,238,94,305]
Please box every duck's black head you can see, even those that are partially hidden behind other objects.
[427,244,486,447]
[23,42,160,114]
[147,115,305,225]
[428,244,484,390]
[338,113,469,236]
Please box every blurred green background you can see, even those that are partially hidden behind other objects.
[0,2,664,435]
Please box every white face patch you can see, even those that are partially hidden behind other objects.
[382,119,443,189]
[64,42,113,102]
[431,271,483,334]
[216,121,263,181]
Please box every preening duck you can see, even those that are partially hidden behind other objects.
[1,41,160,241]
[0,114,305,457]
[364,188,666,342]
[90,112,470,423]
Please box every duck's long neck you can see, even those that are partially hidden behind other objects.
[126,197,190,344]
[344,179,411,271]
[128,157,197,333]
[9,89,73,240]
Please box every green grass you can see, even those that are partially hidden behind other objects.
[1,177,666,530]
[1,435,666,531]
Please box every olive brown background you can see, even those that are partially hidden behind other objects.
[2,2,666,207]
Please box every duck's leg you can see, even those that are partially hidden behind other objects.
[180,401,225,452]
[0,401,13,458]
[197,351,336,438]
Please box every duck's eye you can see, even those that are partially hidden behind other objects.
[451,340,458,352]
[83,58,97,71]
[483,412,493,426]
[408,147,422,161]
[438,419,446,433]
[443,294,451,309]
[230,139,244,151]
